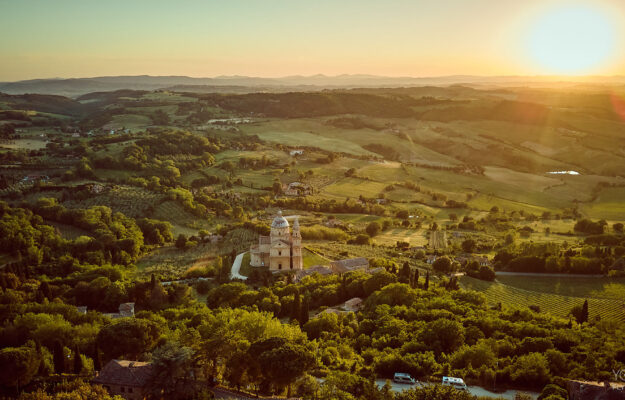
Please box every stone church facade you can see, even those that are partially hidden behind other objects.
[250,210,303,271]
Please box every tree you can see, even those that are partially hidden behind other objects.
[581,299,589,323]
[147,341,195,400]
[614,222,624,233]
[97,318,161,361]
[291,292,301,322]
[424,271,429,290]
[510,353,550,386]
[538,384,568,400]
[254,339,316,396]
[432,256,453,274]
[461,239,476,253]
[399,262,411,283]
[175,234,187,249]
[366,222,381,237]
[419,318,464,354]
[352,234,371,245]
[300,295,310,327]
[394,383,474,400]
[53,340,65,374]
[73,346,84,375]
[0,344,40,389]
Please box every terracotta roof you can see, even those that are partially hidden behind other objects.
[295,265,332,281]
[344,297,363,309]
[93,360,154,387]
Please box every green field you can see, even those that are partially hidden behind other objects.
[580,187,625,220]
[63,185,164,219]
[373,228,428,247]
[460,275,625,322]
[302,247,332,267]
[497,275,625,300]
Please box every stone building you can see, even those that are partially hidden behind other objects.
[250,210,303,271]
[93,360,154,400]
[567,380,625,400]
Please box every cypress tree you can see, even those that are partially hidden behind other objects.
[93,343,102,372]
[291,292,301,322]
[40,281,52,300]
[53,341,65,374]
[73,346,83,375]
[300,295,310,327]
[581,299,589,323]
[424,271,430,290]
[400,262,411,283]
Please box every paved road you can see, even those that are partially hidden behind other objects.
[230,252,247,280]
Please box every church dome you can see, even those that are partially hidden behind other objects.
[271,210,289,229]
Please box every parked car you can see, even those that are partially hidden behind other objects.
[442,376,468,391]
[393,373,417,384]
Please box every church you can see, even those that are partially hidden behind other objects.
[250,210,303,271]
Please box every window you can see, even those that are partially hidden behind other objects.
[278,251,281,256]
[128,388,133,393]
[278,263,282,269]
[121,387,125,393]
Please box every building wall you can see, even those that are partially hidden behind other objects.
[270,255,292,270]
[102,384,144,400]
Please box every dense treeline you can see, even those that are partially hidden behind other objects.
[494,240,625,275]
[197,92,420,118]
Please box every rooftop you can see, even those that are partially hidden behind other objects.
[93,360,154,387]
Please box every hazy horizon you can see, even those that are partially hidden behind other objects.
[2,0,625,81]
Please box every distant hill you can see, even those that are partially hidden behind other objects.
[3,74,625,97]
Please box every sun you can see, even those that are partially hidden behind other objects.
[527,5,616,75]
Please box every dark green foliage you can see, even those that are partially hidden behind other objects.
[538,383,568,400]
[432,256,452,274]
[96,318,162,361]
[73,346,83,374]
[52,341,64,374]
[574,218,607,235]
[395,385,474,400]
[0,343,40,388]
[175,233,188,249]
[366,221,381,237]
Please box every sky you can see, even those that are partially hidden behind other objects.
[1,0,625,81]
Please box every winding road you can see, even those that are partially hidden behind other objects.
[230,252,248,280]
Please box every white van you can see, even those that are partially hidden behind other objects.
[442,376,468,391]
[393,373,416,384]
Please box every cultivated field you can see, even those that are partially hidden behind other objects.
[460,275,625,323]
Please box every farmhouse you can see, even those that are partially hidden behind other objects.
[103,303,135,319]
[93,360,154,400]
[566,380,625,400]
[284,182,310,196]
[426,255,438,264]
[250,210,303,271]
